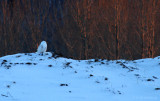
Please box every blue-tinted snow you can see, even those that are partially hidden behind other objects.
[0,52,160,101]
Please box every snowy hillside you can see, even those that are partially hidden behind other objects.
[0,52,160,101]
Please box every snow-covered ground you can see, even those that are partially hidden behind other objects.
[0,52,160,101]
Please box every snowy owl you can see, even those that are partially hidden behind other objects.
[37,41,47,55]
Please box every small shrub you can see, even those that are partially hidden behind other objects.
[147,79,154,81]
[16,55,21,58]
[155,88,160,90]
[89,74,94,77]
[33,63,37,65]
[26,62,32,65]
[48,65,52,67]
[60,84,68,86]
[6,85,10,88]
[104,77,108,80]
[5,65,11,69]
[153,76,158,79]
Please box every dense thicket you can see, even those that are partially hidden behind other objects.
[0,0,160,60]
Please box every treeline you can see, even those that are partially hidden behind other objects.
[0,0,160,60]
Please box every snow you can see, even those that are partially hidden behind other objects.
[0,52,160,101]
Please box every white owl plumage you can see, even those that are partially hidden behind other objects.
[37,41,47,55]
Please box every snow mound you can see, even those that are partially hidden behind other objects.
[0,52,160,101]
